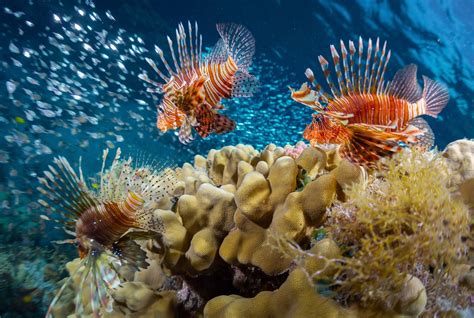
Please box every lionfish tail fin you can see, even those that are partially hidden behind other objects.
[216,23,256,72]
[422,75,449,118]
[38,157,97,232]
[341,124,421,166]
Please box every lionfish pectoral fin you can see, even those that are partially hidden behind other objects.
[341,124,409,166]
[212,113,236,134]
[216,23,255,71]
[38,157,98,233]
[421,75,449,118]
[195,104,214,138]
[79,253,121,317]
[178,118,194,144]
[46,258,86,318]
[112,232,151,272]
[231,71,259,97]
[388,64,422,103]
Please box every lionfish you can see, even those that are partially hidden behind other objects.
[140,22,259,144]
[290,37,449,166]
[38,149,179,317]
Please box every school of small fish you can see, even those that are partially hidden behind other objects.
[0,1,303,227]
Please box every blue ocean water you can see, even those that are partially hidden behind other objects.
[0,0,472,316]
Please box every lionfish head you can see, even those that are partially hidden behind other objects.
[303,113,345,145]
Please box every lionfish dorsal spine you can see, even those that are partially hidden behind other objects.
[167,35,181,73]
[348,40,356,87]
[144,21,203,87]
[145,57,169,82]
[38,157,97,231]
[305,68,323,98]
[155,44,175,78]
[368,37,379,93]
[318,55,340,98]
[357,36,363,93]
[362,38,372,94]
[187,21,195,66]
[330,44,346,95]
[313,37,394,98]
[373,40,386,92]
[340,40,353,93]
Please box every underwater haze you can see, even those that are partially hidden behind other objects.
[0,0,472,316]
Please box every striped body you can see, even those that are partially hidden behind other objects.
[75,202,137,257]
[328,94,425,129]
[158,56,239,131]
[75,191,144,258]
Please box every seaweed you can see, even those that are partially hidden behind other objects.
[326,149,471,312]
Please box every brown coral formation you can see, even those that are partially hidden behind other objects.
[50,141,472,317]
[443,138,474,206]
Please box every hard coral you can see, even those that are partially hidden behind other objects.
[55,142,472,318]
[443,138,474,206]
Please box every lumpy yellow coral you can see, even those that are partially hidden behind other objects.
[49,143,472,317]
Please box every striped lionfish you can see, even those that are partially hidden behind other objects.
[38,149,179,317]
[140,22,259,144]
[290,37,449,166]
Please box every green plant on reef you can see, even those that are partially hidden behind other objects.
[327,148,471,311]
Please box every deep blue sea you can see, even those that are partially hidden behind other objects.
[0,0,472,316]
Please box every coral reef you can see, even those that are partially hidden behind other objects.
[49,142,472,317]
[0,245,66,318]
[443,138,474,206]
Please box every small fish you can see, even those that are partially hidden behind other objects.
[141,22,259,144]
[290,37,449,166]
[38,148,180,317]
[15,116,26,124]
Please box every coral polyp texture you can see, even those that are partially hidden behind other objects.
[48,141,472,317]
